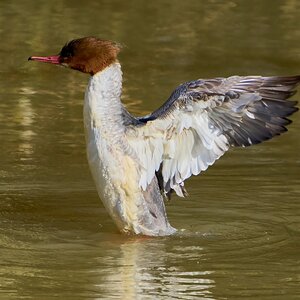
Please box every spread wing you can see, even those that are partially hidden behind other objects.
[125,75,299,198]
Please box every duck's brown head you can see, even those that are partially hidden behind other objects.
[28,37,121,75]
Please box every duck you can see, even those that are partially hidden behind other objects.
[28,36,299,236]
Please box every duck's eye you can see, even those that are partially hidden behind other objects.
[60,46,73,58]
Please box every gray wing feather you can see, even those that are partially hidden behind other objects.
[142,75,299,147]
[126,75,299,198]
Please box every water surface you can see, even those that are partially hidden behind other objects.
[0,0,300,299]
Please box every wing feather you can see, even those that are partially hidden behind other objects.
[125,75,299,197]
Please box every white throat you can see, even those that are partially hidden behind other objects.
[84,62,124,141]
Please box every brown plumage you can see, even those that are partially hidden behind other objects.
[59,37,121,75]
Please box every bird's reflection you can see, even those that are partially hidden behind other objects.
[96,236,216,299]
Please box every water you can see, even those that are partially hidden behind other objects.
[1,0,300,299]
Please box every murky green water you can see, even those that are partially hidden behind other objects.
[1,0,300,299]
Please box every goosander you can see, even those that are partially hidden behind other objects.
[29,37,299,236]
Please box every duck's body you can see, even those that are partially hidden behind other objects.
[84,62,174,235]
[29,37,299,236]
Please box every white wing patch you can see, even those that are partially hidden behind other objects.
[126,104,229,197]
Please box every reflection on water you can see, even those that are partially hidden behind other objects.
[100,239,215,299]
[17,96,35,160]
[0,226,218,299]
[0,0,300,299]
[1,216,299,299]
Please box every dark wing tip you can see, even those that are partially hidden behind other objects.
[262,75,300,86]
[289,105,299,116]
[224,75,299,147]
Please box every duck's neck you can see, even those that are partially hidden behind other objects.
[84,62,124,139]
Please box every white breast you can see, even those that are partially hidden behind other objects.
[82,63,175,236]
[83,63,139,231]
